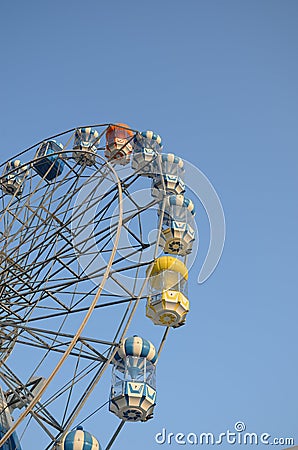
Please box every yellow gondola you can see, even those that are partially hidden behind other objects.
[146,256,189,328]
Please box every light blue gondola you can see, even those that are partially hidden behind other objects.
[56,426,101,450]
[110,336,157,422]
[131,130,162,177]
[33,140,65,181]
[152,153,185,198]
[0,160,29,196]
[72,127,99,166]
[153,153,184,176]
[158,195,196,256]
[112,335,158,368]
[159,194,196,226]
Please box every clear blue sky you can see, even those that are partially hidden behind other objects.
[1,0,298,448]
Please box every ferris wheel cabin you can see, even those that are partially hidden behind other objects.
[0,160,29,196]
[151,153,185,198]
[72,127,99,166]
[32,140,65,181]
[159,194,196,256]
[55,426,101,450]
[131,130,162,177]
[105,123,134,165]
[109,336,157,422]
[146,256,189,328]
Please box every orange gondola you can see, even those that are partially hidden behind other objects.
[105,123,134,165]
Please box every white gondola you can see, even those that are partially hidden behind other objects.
[109,336,157,422]
[160,194,195,225]
[131,130,162,177]
[151,153,185,198]
[158,194,196,255]
[72,127,99,166]
[0,160,29,196]
[160,222,195,255]
[55,426,101,450]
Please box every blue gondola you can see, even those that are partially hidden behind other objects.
[33,140,65,181]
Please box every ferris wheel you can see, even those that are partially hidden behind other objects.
[0,123,196,450]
